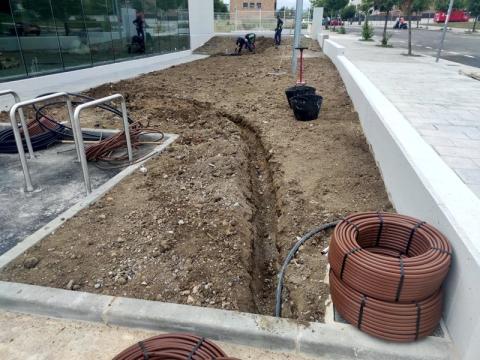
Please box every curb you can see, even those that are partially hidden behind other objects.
[0,281,453,360]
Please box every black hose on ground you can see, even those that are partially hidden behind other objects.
[275,220,339,318]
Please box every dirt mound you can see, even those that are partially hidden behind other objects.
[194,35,274,56]
[1,37,392,322]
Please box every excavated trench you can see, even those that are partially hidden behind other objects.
[221,111,279,315]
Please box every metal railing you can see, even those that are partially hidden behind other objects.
[9,92,79,192]
[0,90,34,159]
[73,94,132,195]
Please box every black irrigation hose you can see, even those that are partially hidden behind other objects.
[0,92,135,154]
[275,220,340,317]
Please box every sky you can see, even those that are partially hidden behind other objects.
[223,0,312,9]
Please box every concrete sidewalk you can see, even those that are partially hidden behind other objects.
[329,33,480,198]
[0,311,316,360]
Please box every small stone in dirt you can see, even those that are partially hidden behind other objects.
[155,294,162,301]
[98,214,106,220]
[23,256,39,269]
[141,281,148,286]
[214,195,222,202]
[116,277,127,285]
[180,290,190,296]
[160,240,171,252]
[72,285,81,291]
[187,295,195,304]
[66,280,74,290]
[94,283,102,289]
[178,219,185,225]
[106,197,114,201]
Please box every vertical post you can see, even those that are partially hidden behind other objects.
[9,110,33,192]
[259,8,262,30]
[291,0,303,75]
[436,0,454,62]
[284,8,286,29]
[121,99,133,164]
[235,8,238,31]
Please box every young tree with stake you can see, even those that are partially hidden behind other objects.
[412,0,431,28]
[468,0,480,32]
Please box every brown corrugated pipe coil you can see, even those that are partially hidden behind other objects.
[112,333,240,360]
[328,212,452,342]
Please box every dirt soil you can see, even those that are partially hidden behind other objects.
[1,37,392,322]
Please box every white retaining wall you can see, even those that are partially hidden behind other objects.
[320,38,480,360]
[188,0,214,50]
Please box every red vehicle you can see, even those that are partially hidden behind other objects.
[329,18,343,26]
[434,10,470,23]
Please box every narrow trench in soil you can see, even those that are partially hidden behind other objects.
[223,112,279,315]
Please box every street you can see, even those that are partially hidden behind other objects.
[345,26,480,68]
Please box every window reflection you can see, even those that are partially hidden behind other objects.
[0,0,190,82]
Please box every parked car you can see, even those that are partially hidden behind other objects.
[434,10,470,23]
[329,18,343,26]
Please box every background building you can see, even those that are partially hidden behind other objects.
[229,0,277,14]
[0,0,190,82]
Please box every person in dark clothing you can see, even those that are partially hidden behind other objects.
[131,11,145,53]
[235,36,247,54]
[275,15,283,46]
[133,11,145,39]
[245,33,256,52]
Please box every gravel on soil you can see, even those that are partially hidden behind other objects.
[0,36,392,323]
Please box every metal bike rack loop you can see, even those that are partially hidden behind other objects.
[73,94,133,195]
[0,90,34,159]
[9,92,80,192]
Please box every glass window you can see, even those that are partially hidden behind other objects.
[143,0,156,55]
[83,0,115,65]
[249,3,255,9]
[243,2,248,8]
[257,3,262,9]
[0,1,27,80]
[10,0,64,76]
[177,7,189,51]
[51,0,92,70]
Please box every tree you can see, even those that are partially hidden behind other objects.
[360,0,375,39]
[434,0,465,10]
[399,0,415,54]
[468,0,480,32]
[412,0,431,28]
[341,4,356,21]
[376,0,398,46]
[214,0,228,13]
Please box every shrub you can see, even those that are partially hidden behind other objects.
[361,21,374,40]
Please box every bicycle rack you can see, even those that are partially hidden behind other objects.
[9,92,80,192]
[73,94,133,195]
[0,90,34,159]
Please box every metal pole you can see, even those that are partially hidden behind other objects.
[291,0,303,75]
[436,0,454,62]
[73,94,134,195]
[259,9,262,30]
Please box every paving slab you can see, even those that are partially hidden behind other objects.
[0,311,315,360]
[329,33,480,198]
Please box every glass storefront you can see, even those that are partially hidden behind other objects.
[0,0,190,82]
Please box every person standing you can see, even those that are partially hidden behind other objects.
[275,15,284,47]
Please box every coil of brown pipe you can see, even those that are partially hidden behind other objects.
[85,121,164,162]
[112,333,240,360]
[328,212,452,302]
[329,270,442,342]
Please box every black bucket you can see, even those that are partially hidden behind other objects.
[285,85,316,108]
[290,94,323,121]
